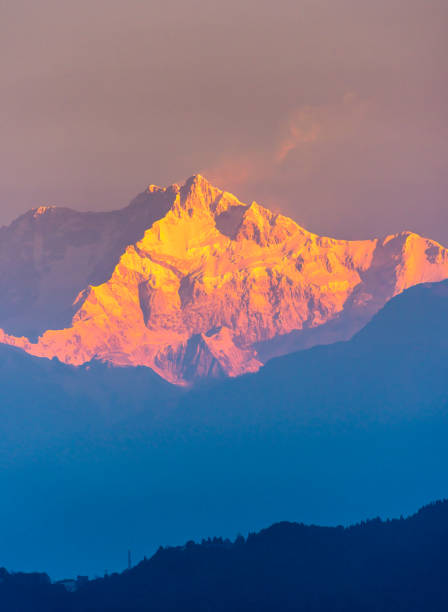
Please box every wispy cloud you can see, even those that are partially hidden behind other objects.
[203,93,371,195]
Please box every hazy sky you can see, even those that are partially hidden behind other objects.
[1,0,447,242]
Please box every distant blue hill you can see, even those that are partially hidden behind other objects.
[179,278,448,424]
[0,344,181,450]
[1,280,448,578]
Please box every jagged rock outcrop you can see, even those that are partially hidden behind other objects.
[1,174,448,384]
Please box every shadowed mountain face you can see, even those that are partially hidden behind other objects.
[1,174,448,383]
[0,190,174,339]
[2,500,448,611]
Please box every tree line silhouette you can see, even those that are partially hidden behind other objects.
[1,499,448,611]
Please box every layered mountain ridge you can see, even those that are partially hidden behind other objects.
[1,174,448,384]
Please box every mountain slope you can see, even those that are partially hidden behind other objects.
[1,175,448,383]
[0,189,173,338]
[178,278,448,423]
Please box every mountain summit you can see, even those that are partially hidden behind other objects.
[1,175,448,384]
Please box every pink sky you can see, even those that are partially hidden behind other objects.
[1,0,447,242]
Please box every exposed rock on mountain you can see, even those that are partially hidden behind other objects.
[178,278,448,425]
[1,174,448,384]
[0,189,173,337]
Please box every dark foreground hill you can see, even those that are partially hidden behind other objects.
[2,500,448,611]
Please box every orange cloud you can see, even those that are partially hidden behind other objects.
[202,93,371,196]
[276,92,370,163]
[275,108,322,163]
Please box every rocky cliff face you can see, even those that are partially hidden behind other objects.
[1,174,448,384]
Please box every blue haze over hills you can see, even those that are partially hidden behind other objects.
[1,279,448,578]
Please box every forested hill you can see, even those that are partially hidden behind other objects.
[2,499,448,611]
